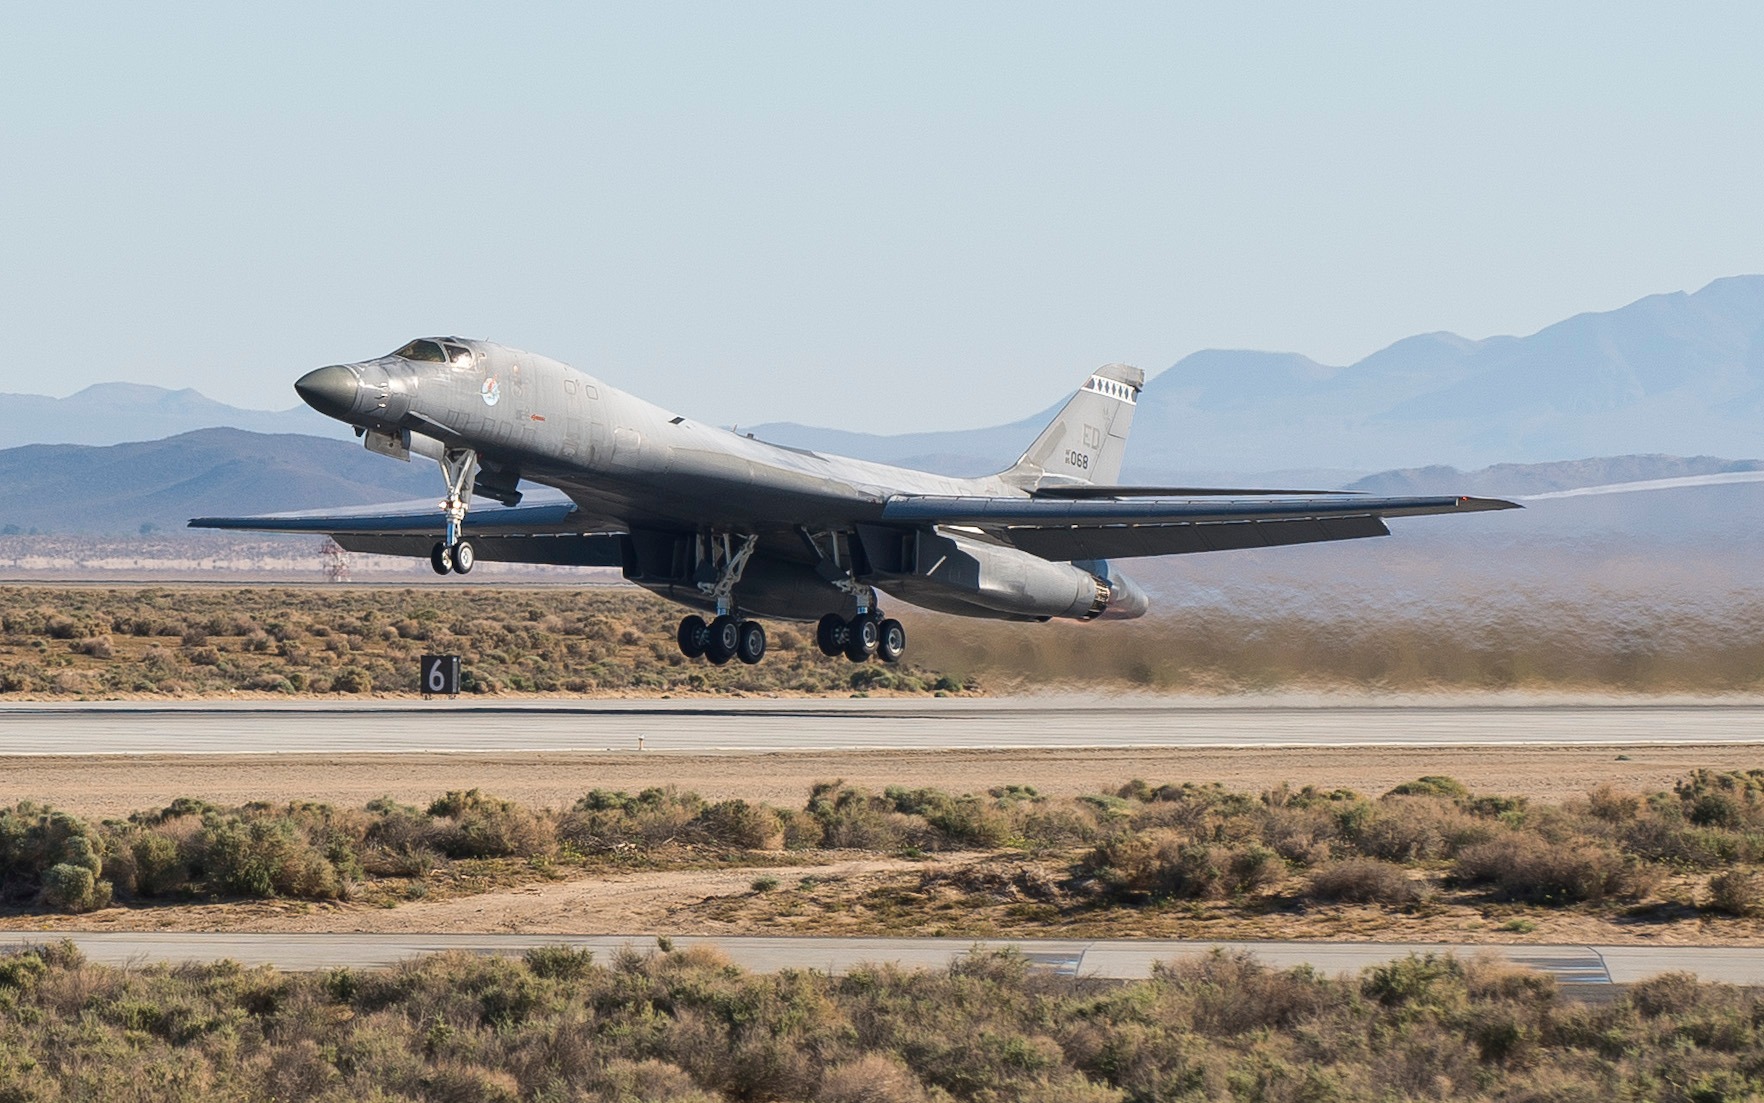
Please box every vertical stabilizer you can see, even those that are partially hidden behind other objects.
[1001,364,1143,488]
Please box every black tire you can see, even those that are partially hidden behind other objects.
[430,543,452,575]
[816,613,848,657]
[705,615,740,665]
[677,615,708,658]
[451,540,476,575]
[844,615,879,662]
[736,621,767,665]
[877,618,906,663]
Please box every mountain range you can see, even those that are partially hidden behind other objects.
[0,429,435,535]
[753,275,1764,476]
[0,383,334,450]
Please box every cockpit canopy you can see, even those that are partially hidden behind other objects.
[392,338,476,369]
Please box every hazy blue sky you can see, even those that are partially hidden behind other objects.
[3,3,1760,431]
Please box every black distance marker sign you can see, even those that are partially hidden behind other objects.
[420,654,460,698]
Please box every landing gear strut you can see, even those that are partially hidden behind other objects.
[799,528,905,664]
[429,448,479,575]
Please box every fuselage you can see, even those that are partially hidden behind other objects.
[304,338,1019,529]
[296,337,1151,624]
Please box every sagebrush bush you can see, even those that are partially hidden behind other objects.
[426,789,551,859]
[1455,834,1656,904]
[1308,858,1422,906]
[1705,869,1764,917]
[201,815,345,899]
[1085,833,1281,901]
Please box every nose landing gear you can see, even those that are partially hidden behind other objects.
[429,448,480,576]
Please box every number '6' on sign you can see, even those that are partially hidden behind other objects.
[421,655,460,698]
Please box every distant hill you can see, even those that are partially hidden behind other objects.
[753,275,1764,476]
[1346,455,1764,497]
[0,429,437,535]
[0,383,337,449]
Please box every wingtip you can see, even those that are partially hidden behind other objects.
[1458,496,1523,511]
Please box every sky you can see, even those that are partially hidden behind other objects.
[3,3,1762,432]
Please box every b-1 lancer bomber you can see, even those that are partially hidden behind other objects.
[193,339,1518,666]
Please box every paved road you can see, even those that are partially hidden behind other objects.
[0,932,1753,987]
[0,698,1760,755]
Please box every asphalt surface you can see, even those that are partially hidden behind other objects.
[1,697,1761,755]
[0,932,1754,987]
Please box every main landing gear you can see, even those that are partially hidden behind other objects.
[817,612,907,664]
[429,448,480,576]
[675,533,767,665]
[677,614,767,665]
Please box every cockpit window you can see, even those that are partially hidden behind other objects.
[442,343,475,368]
[392,339,447,363]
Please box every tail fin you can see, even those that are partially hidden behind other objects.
[1000,363,1144,489]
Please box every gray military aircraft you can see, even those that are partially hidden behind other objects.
[192,338,1518,665]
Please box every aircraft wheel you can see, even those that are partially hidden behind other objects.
[677,615,708,659]
[844,615,879,662]
[816,613,848,657]
[877,618,906,664]
[705,615,740,665]
[451,540,476,575]
[430,542,453,575]
[736,620,767,665]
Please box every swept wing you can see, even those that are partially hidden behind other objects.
[880,492,1519,561]
[190,490,625,567]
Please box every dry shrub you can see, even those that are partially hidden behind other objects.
[1087,832,1282,901]
[558,787,702,851]
[425,790,551,860]
[589,1059,717,1102]
[70,635,113,658]
[1307,859,1422,906]
[1386,776,1470,799]
[361,844,443,878]
[807,784,921,851]
[1455,834,1657,904]
[1586,784,1643,823]
[1704,869,1764,917]
[1262,804,1337,864]
[1154,950,1333,1034]
[1627,971,1705,1018]
[815,1053,931,1103]
[695,799,784,850]
[1345,798,1495,862]
[200,816,344,899]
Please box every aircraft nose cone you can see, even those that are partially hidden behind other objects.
[294,365,361,419]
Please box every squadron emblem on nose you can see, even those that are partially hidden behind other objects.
[481,378,501,407]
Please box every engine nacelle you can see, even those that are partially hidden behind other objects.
[859,527,1150,622]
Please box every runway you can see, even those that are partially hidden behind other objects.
[0,932,1755,987]
[2,697,1762,755]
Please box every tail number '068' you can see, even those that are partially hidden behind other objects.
[1064,450,1090,470]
